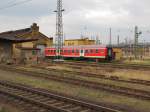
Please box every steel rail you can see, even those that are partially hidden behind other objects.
[0,80,121,112]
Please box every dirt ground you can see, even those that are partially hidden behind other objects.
[0,96,22,112]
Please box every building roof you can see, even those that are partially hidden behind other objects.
[19,47,41,50]
[0,23,52,43]
[0,28,31,36]
[0,35,38,43]
[49,45,107,49]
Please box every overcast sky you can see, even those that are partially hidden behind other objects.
[0,0,150,44]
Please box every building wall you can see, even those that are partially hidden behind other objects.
[13,42,34,58]
[0,40,13,62]
[13,23,53,58]
[20,49,40,64]
[64,38,95,46]
[113,48,123,60]
[121,46,150,58]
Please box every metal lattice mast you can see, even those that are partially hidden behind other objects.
[134,26,142,59]
[54,0,64,58]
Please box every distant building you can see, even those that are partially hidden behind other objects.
[64,38,95,46]
[0,23,53,59]
[112,48,123,60]
[112,43,150,59]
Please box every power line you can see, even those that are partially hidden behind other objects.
[0,0,32,10]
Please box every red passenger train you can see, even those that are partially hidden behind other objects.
[45,45,113,61]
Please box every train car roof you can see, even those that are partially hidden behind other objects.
[46,45,108,49]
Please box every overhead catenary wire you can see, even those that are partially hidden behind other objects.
[0,0,32,10]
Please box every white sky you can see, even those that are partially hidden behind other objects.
[0,0,150,44]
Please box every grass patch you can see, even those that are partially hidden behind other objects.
[122,59,150,65]
[17,66,150,92]
[0,107,7,112]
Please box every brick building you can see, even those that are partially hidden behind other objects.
[0,35,38,63]
[0,23,53,59]
[64,38,95,46]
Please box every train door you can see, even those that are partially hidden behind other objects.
[80,49,84,57]
[107,48,113,60]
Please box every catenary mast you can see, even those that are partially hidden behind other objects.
[54,0,64,59]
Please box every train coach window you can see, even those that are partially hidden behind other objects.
[101,49,105,53]
[76,50,79,53]
[90,49,93,53]
[96,49,99,53]
[72,50,74,53]
[48,50,51,52]
[85,50,88,53]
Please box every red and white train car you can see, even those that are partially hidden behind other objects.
[45,45,113,61]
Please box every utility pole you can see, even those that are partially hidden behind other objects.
[125,37,128,58]
[96,35,100,45]
[109,28,112,46]
[134,26,142,59]
[117,35,120,46]
[54,0,65,59]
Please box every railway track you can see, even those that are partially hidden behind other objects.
[33,65,150,86]
[59,61,150,70]
[0,80,121,112]
[0,65,150,101]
